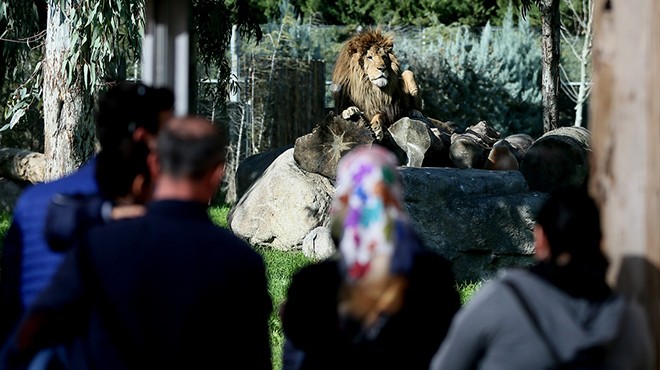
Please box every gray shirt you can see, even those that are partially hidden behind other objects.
[430,269,653,370]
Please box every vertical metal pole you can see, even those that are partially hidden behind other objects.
[142,0,193,116]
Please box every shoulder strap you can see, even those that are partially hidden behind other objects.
[502,279,562,364]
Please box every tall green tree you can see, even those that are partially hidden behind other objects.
[3,0,262,179]
[282,0,500,27]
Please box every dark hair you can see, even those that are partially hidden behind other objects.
[535,187,608,271]
[95,82,174,149]
[157,118,227,180]
[94,82,174,200]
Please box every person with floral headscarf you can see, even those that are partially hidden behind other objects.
[281,145,460,370]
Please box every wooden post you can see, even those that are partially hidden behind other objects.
[589,0,660,364]
[142,0,193,116]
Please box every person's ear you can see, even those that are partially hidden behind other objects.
[133,127,148,142]
[131,174,153,204]
[133,127,158,151]
[147,152,160,182]
[534,224,551,261]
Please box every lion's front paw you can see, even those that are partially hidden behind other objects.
[370,114,385,141]
[342,106,362,120]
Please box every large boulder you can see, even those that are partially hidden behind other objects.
[230,145,292,203]
[231,149,548,281]
[387,117,447,167]
[449,121,501,169]
[400,167,548,281]
[520,126,590,193]
[228,148,335,250]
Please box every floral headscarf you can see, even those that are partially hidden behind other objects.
[332,145,420,282]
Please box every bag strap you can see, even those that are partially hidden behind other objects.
[502,280,562,364]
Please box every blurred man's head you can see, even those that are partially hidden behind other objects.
[152,116,227,203]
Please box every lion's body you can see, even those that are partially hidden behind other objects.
[332,29,422,140]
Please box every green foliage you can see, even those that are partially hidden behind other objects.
[194,0,263,115]
[0,212,10,258]
[288,0,500,27]
[397,6,544,137]
[0,0,44,134]
[62,0,145,91]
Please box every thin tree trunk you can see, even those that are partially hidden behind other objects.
[42,3,95,181]
[0,41,6,97]
[540,0,561,133]
[574,1,594,127]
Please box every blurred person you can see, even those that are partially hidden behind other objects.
[429,187,653,370]
[281,145,461,370]
[2,117,272,370]
[0,82,174,345]
[44,82,175,252]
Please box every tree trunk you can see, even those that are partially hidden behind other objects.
[590,0,660,363]
[574,0,594,127]
[42,3,95,181]
[0,41,6,97]
[540,0,561,133]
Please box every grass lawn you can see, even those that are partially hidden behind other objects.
[0,207,481,370]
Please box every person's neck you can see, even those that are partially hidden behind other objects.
[152,176,211,204]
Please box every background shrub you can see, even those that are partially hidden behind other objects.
[397,7,543,137]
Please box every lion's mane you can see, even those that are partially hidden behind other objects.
[331,29,419,129]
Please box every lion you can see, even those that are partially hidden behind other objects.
[331,29,423,141]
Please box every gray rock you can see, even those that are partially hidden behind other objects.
[449,121,502,169]
[302,226,336,260]
[520,126,590,193]
[231,145,292,203]
[400,167,548,281]
[387,117,433,167]
[228,148,335,250]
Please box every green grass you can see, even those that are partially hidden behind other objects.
[0,212,11,257]
[258,247,313,370]
[457,280,484,305]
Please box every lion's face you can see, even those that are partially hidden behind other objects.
[363,47,391,88]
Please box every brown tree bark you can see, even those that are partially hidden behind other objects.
[42,3,95,181]
[590,0,660,363]
[539,0,560,133]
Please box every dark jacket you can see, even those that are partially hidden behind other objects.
[4,200,273,370]
[282,251,460,370]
